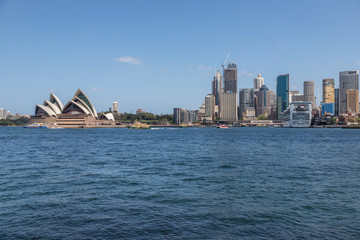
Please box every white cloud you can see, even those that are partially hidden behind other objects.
[91,87,102,92]
[115,56,142,64]
[238,70,255,77]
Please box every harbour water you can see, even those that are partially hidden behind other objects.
[1,127,359,239]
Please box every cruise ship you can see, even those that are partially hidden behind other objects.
[282,102,312,128]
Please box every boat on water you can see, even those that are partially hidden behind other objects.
[217,125,228,129]
[24,123,48,128]
[282,102,312,128]
[128,121,150,129]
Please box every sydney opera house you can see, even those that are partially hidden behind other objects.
[29,89,116,128]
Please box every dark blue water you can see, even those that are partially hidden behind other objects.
[1,127,360,239]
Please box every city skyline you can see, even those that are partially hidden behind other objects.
[1,0,360,115]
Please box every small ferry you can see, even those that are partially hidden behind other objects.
[24,123,48,128]
[128,121,150,129]
[217,125,228,129]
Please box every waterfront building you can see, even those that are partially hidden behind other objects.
[254,74,264,91]
[346,89,359,113]
[335,88,339,116]
[212,71,223,106]
[239,88,254,119]
[220,92,238,122]
[322,103,335,116]
[0,108,6,119]
[188,110,198,123]
[174,108,186,125]
[304,81,316,108]
[204,94,215,121]
[112,102,119,114]
[30,89,115,128]
[256,85,271,117]
[323,79,335,104]
[339,70,359,114]
[243,107,256,120]
[276,74,289,119]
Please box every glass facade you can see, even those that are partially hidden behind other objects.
[322,103,335,116]
[276,74,289,119]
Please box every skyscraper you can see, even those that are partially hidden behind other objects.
[346,89,359,113]
[254,74,264,91]
[212,71,223,106]
[276,74,289,119]
[339,70,359,114]
[304,81,316,109]
[239,88,254,119]
[204,94,215,120]
[256,85,271,117]
[220,92,238,121]
[112,101,119,114]
[220,63,238,122]
[322,79,335,104]
[224,63,237,93]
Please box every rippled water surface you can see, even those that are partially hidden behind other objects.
[1,127,360,239]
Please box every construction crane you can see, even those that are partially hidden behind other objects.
[221,51,231,69]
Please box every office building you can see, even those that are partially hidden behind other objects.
[212,71,223,106]
[254,74,264,91]
[220,63,238,122]
[335,88,339,116]
[224,63,237,93]
[339,70,359,114]
[256,85,271,117]
[276,74,289,119]
[269,90,277,113]
[322,103,335,116]
[204,94,215,120]
[322,79,335,104]
[112,102,119,114]
[346,89,359,113]
[239,88,254,119]
[220,92,238,122]
[304,81,316,108]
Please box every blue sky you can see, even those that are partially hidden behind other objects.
[1,0,359,114]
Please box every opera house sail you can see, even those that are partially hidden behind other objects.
[29,89,115,128]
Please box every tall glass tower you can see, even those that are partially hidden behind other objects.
[276,74,289,119]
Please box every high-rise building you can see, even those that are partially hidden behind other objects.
[276,74,289,119]
[0,108,6,119]
[269,90,277,113]
[322,103,335,116]
[174,108,186,125]
[304,81,316,108]
[224,63,237,93]
[254,74,264,91]
[204,94,215,120]
[239,88,254,119]
[256,85,271,117]
[346,89,359,113]
[212,71,223,106]
[322,79,335,104]
[112,101,119,114]
[335,88,339,116]
[339,70,359,114]
[220,63,238,122]
[220,92,238,122]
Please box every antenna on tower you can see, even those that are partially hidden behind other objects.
[221,51,231,69]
